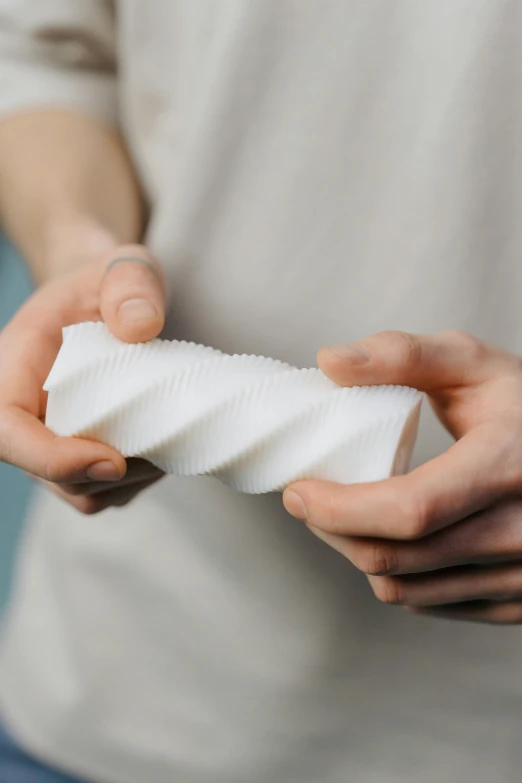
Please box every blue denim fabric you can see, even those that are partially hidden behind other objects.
[0,720,88,783]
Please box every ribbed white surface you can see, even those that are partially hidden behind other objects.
[44,322,422,493]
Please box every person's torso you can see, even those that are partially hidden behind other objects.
[2,2,522,782]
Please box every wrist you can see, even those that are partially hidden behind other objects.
[38,214,124,284]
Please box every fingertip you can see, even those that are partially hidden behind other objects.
[100,247,166,344]
[108,303,164,344]
[51,438,127,484]
[96,446,127,480]
[282,487,307,520]
[317,344,371,385]
[320,344,370,363]
[85,459,123,482]
[316,346,337,370]
[91,449,127,481]
[2,408,128,485]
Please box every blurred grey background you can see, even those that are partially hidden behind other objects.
[0,236,33,611]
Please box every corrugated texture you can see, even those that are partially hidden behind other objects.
[44,322,422,493]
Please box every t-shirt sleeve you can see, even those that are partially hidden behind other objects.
[0,0,118,126]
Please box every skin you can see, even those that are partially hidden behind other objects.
[0,245,168,513]
[283,329,522,624]
[0,109,167,512]
[3,111,522,624]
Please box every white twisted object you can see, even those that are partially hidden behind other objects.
[44,322,422,494]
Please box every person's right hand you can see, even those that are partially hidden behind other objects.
[0,244,168,514]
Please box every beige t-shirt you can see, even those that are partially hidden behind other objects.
[1,2,522,782]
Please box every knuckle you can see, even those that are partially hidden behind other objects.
[502,463,522,495]
[499,603,522,625]
[377,331,423,368]
[361,541,399,576]
[399,494,431,540]
[372,576,406,605]
[76,495,104,516]
[495,436,522,493]
[44,459,64,484]
[438,329,485,358]
[43,439,75,484]
[104,246,161,287]
[317,486,344,534]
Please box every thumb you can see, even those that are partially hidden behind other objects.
[317,330,511,393]
[99,245,166,343]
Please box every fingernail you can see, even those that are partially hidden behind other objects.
[283,490,307,520]
[86,460,122,481]
[326,344,370,364]
[117,298,158,323]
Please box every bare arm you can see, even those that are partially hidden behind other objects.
[0,3,167,512]
[0,108,144,283]
[0,107,167,511]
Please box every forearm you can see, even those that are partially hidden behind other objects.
[0,108,144,283]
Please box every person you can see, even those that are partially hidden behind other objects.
[0,1,522,781]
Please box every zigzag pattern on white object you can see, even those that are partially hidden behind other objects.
[44,322,422,494]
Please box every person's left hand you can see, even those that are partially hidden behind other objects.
[283,330,522,624]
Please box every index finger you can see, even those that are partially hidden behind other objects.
[318,330,516,394]
[283,420,521,540]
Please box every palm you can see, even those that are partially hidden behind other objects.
[0,246,167,514]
